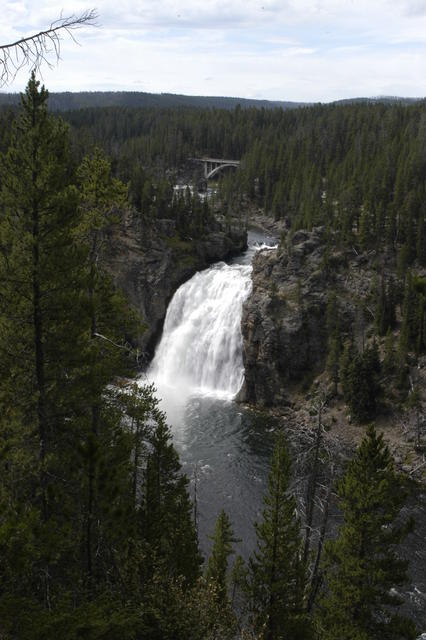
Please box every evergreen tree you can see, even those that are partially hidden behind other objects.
[341,343,381,423]
[205,509,238,604]
[399,271,416,366]
[326,293,342,395]
[327,332,341,396]
[375,273,396,336]
[246,431,311,640]
[142,415,202,585]
[416,212,426,266]
[383,328,396,375]
[316,425,417,640]
[0,73,87,606]
[75,146,136,586]
[339,340,357,400]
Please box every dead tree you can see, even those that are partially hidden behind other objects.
[306,468,334,612]
[0,10,98,87]
[286,388,339,611]
[302,394,327,569]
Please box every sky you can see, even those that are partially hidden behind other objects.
[1,0,426,102]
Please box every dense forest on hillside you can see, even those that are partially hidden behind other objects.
[57,98,425,378]
[2,95,426,269]
[0,79,424,638]
[34,97,426,276]
[0,90,304,111]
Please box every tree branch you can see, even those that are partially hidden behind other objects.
[0,10,99,87]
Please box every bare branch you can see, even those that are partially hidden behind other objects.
[0,9,99,87]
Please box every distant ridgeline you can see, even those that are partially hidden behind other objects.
[0,90,422,112]
[0,90,306,111]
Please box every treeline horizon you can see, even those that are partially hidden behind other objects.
[0,89,422,113]
[0,90,305,112]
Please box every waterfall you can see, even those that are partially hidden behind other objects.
[149,261,253,399]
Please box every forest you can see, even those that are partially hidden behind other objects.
[0,90,303,111]
[0,75,424,639]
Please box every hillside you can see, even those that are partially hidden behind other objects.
[0,89,306,111]
[0,90,423,113]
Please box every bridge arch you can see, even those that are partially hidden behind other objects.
[206,163,239,180]
[192,157,241,180]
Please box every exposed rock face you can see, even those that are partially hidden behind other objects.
[106,210,247,359]
[239,228,335,406]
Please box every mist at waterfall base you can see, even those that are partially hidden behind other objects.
[145,231,278,559]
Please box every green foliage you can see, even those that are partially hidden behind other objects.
[142,415,202,585]
[4,79,426,264]
[399,272,426,363]
[51,98,426,264]
[139,574,238,640]
[326,293,342,394]
[205,509,238,605]
[375,274,397,336]
[0,72,88,605]
[316,425,417,640]
[246,431,312,640]
[383,328,396,374]
[340,341,382,423]
[0,76,203,638]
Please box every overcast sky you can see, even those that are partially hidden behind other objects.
[1,0,426,101]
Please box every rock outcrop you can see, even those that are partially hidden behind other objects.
[238,225,408,408]
[106,210,247,360]
[239,227,340,406]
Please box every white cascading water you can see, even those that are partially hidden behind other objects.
[149,261,253,399]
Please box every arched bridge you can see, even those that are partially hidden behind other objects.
[193,157,241,180]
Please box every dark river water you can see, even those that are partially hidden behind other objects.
[173,396,277,559]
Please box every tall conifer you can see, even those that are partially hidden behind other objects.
[0,73,87,605]
[205,509,238,604]
[316,425,416,640]
[246,431,311,640]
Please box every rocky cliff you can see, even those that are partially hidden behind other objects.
[106,210,246,360]
[239,227,351,406]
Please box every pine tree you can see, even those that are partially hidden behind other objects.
[0,76,155,629]
[383,328,396,374]
[327,332,341,396]
[341,342,381,423]
[398,271,416,367]
[246,431,311,640]
[205,509,238,604]
[375,273,389,336]
[75,147,138,585]
[326,293,342,395]
[339,340,357,400]
[0,73,88,606]
[416,212,426,266]
[316,425,417,640]
[142,414,202,585]
[414,289,425,355]
[359,203,373,249]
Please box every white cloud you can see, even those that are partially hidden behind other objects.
[399,0,426,16]
[1,0,426,100]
